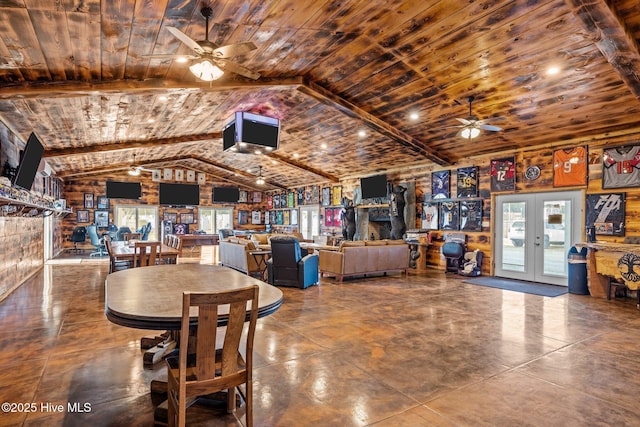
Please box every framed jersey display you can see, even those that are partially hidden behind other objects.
[553,146,587,187]
[460,199,483,231]
[456,166,479,198]
[431,170,450,199]
[586,193,625,236]
[602,145,640,189]
[422,201,439,230]
[439,201,459,230]
[490,156,516,192]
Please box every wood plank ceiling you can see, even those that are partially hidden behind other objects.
[0,0,640,190]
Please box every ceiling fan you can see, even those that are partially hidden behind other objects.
[146,6,260,81]
[446,96,504,139]
[127,154,155,176]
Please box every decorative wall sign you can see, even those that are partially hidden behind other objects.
[180,213,194,224]
[524,165,540,181]
[267,195,273,209]
[280,192,287,208]
[586,193,625,236]
[553,146,587,187]
[163,168,173,180]
[291,208,298,225]
[94,210,109,227]
[273,194,280,208]
[283,210,290,225]
[287,191,295,207]
[251,211,261,224]
[197,172,206,184]
[97,196,109,209]
[175,169,184,181]
[439,201,459,230]
[238,210,249,225]
[602,145,640,189]
[422,201,439,230]
[173,223,189,235]
[456,166,479,198]
[84,193,94,209]
[76,210,90,223]
[252,192,262,203]
[324,208,333,226]
[332,186,342,206]
[152,170,161,182]
[331,208,341,227]
[297,188,305,205]
[322,187,331,206]
[460,199,483,231]
[239,191,248,203]
[490,156,516,192]
[186,170,196,182]
[276,210,283,225]
[164,212,177,223]
[311,186,320,204]
[431,170,450,199]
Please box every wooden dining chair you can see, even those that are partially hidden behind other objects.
[133,241,160,267]
[104,235,132,273]
[166,286,259,427]
[123,232,142,241]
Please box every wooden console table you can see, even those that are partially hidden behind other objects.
[576,242,640,298]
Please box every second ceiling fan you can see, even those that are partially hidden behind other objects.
[449,96,504,139]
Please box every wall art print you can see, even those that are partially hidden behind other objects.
[431,170,450,199]
[585,193,625,236]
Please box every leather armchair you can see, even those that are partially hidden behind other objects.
[267,236,318,288]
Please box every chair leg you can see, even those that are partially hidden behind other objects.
[227,386,236,413]
[246,380,253,427]
[607,277,613,300]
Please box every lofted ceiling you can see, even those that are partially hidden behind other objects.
[1,0,640,190]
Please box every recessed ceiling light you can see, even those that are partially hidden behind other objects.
[254,149,262,155]
[176,57,188,63]
[147,118,155,123]
[158,96,168,101]
[547,66,560,75]
[321,143,327,149]
[409,112,419,120]
[358,130,366,138]
[271,160,277,164]
[293,153,300,158]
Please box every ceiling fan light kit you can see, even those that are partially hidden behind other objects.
[460,127,480,139]
[189,59,224,81]
[256,166,266,185]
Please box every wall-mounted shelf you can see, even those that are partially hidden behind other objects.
[0,195,72,217]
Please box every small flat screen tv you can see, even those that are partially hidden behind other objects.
[13,132,45,190]
[222,112,280,153]
[106,181,142,199]
[360,174,388,199]
[212,186,240,203]
[159,183,200,206]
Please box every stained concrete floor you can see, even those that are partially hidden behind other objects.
[1,257,640,426]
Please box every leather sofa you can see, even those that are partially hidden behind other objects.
[318,240,410,282]
[218,237,261,276]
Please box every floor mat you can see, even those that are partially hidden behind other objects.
[463,276,568,297]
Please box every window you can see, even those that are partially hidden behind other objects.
[199,208,233,234]
[113,205,158,240]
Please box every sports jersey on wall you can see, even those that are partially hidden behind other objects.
[422,202,439,230]
[439,201,459,230]
[431,170,450,199]
[602,145,640,189]
[553,146,587,187]
[460,200,483,231]
[456,166,478,198]
[490,156,515,192]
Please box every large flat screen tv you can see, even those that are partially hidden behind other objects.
[13,132,45,190]
[360,174,388,199]
[222,112,280,154]
[212,186,240,203]
[106,181,142,199]
[159,183,200,206]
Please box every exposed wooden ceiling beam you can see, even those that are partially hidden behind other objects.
[192,155,287,190]
[60,155,194,179]
[43,133,220,158]
[267,152,339,183]
[297,79,451,166]
[565,0,640,99]
[0,77,305,99]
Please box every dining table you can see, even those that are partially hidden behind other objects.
[109,239,181,264]
[105,264,283,422]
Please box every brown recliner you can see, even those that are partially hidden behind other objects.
[267,237,318,288]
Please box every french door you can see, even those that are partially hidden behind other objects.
[494,191,582,286]
[298,206,319,240]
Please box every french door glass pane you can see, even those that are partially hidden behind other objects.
[501,201,526,272]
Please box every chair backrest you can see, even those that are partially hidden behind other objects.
[141,222,152,240]
[218,228,234,240]
[123,232,142,241]
[116,227,132,241]
[177,286,259,393]
[172,236,183,252]
[270,237,302,267]
[70,226,87,243]
[133,241,160,267]
[86,225,102,246]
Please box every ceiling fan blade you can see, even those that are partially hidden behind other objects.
[167,26,204,54]
[217,59,260,80]
[455,117,473,126]
[476,116,506,125]
[479,124,502,132]
[213,42,257,58]
[143,54,199,60]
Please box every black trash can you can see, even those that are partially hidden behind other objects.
[568,246,589,295]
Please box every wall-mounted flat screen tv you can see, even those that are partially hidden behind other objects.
[360,174,388,199]
[159,183,200,206]
[106,181,142,199]
[212,186,240,203]
[13,132,45,190]
[222,111,280,153]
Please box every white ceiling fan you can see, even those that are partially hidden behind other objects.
[446,96,504,139]
[145,6,260,81]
